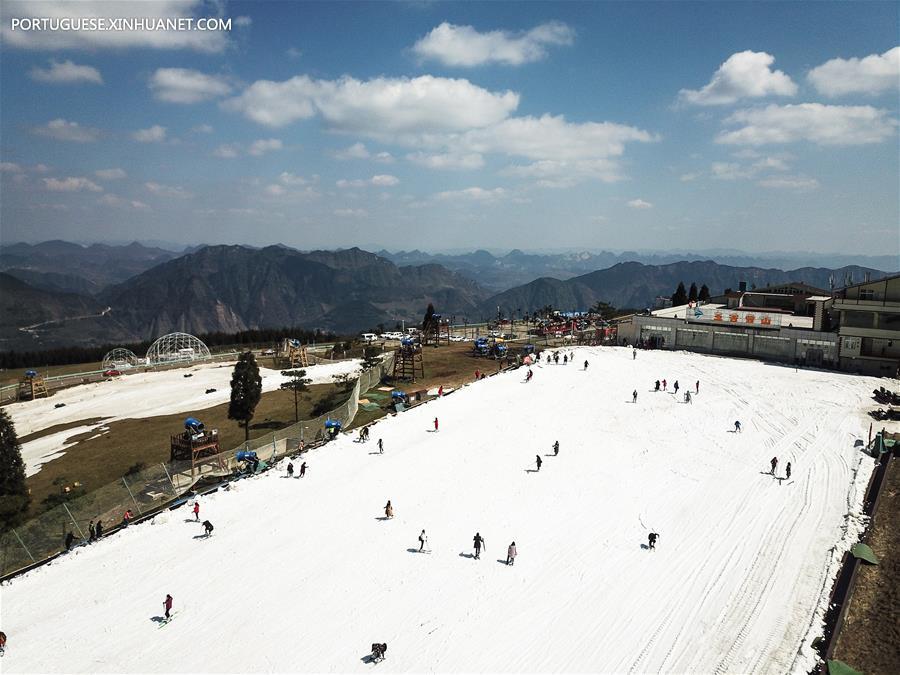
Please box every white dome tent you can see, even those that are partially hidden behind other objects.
[145,332,211,365]
[101,348,140,371]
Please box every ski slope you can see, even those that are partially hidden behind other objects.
[2,347,881,673]
[8,358,361,477]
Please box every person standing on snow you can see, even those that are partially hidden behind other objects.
[563,354,568,365]
[633,390,638,404]
[734,420,742,433]
[384,501,394,519]
[95,520,103,539]
[770,457,778,475]
[473,532,485,559]
[633,349,637,360]
[287,461,294,478]
[202,520,214,536]
[535,455,542,471]
[654,380,660,391]
[553,440,559,456]
[378,438,384,454]
[584,360,589,370]
[684,391,692,404]
[648,532,659,550]
[695,380,700,394]
[673,381,679,394]
[434,417,439,432]
[418,529,427,552]
[163,594,173,619]
[506,542,517,566]
[65,531,75,551]
[299,461,308,478]
[662,379,667,391]
[193,501,200,521]
[785,462,792,480]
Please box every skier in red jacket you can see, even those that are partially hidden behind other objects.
[164,594,173,619]
[433,417,439,432]
[193,501,200,521]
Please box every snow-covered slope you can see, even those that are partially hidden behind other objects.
[2,347,879,673]
[9,359,361,476]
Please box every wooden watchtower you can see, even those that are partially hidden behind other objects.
[391,342,425,382]
[170,425,226,476]
[422,317,451,346]
[17,371,49,401]
[279,338,309,368]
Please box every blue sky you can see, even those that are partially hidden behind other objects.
[1,0,897,255]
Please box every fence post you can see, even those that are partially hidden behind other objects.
[12,529,36,563]
[62,503,86,539]
[122,477,144,514]
[161,462,178,494]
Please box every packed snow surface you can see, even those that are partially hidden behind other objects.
[3,347,880,673]
[8,359,361,477]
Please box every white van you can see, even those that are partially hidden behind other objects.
[360,333,378,343]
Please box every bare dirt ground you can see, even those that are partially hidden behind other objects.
[832,456,900,674]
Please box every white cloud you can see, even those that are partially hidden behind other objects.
[149,68,232,103]
[627,198,653,209]
[234,16,252,27]
[0,162,23,172]
[679,51,797,106]
[374,151,395,163]
[808,47,900,97]
[680,171,702,182]
[717,103,897,146]
[131,200,150,209]
[412,21,574,67]
[752,156,791,171]
[337,174,399,188]
[132,125,167,143]
[757,176,819,191]
[710,162,755,180]
[145,181,191,198]
[98,193,150,209]
[504,158,622,187]
[44,176,103,192]
[95,168,126,180]
[265,172,321,199]
[192,124,214,134]
[247,138,283,156]
[407,151,485,170]
[334,208,368,217]
[33,118,99,143]
[213,144,240,158]
[264,184,286,196]
[32,163,51,173]
[278,172,313,186]
[30,59,102,84]
[333,142,370,160]
[286,47,302,59]
[223,74,519,133]
[1,1,229,52]
[435,187,507,201]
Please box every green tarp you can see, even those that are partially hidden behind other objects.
[827,659,863,675]
[850,543,879,565]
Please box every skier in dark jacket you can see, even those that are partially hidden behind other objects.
[202,520,214,536]
[506,542,517,566]
[734,420,742,433]
[473,532,485,559]
[378,438,384,454]
[65,531,75,551]
[654,380,660,391]
[584,360,589,370]
[648,532,659,550]
[535,455,542,471]
[785,462,792,480]
[95,520,103,539]
[633,390,638,403]
[287,461,294,477]
[553,440,559,456]
[300,462,307,478]
[673,381,679,394]
[770,456,778,474]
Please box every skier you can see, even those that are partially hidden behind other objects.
[633,390,638,404]
[584,360,589,370]
[553,440,559,456]
[506,541,517,566]
[95,520,103,539]
[65,531,75,551]
[287,461,294,478]
[384,500,394,519]
[734,420,742,433]
[163,594,173,620]
[563,354,568,365]
[525,369,533,383]
[193,501,200,521]
[662,379,667,391]
[88,520,95,542]
[673,381,679,394]
[202,520,214,536]
[0,630,6,655]
[554,353,559,364]
[770,456,778,475]
[359,428,366,443]
[684,391,692,404]
[378,438,384,454]
[438,385,443,397]
[474,370,480,381]
[535,455,542,471]
[122,510,133,527]
[633,349,637,360]
[473,532,485,559]
[695,380,700,394]
[300,461,307,478]
[785,462,792,480]
[655,380,660,391]
[434,417,439,432]
[418,529,427,552]
[648,532,659,550]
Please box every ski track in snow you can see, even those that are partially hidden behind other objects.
[8,359,362,476]
[2,347,886,673]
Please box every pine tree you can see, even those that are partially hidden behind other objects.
[361,346,382,371]
[671,282,688,306]
[698,284,711,302]
[229,351,263,441]
[688,282,699,302]
[280,369,311,423]
[0,409,30,532]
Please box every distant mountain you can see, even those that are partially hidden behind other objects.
[480,261,894,315]
[379,249,899,293]
[0,240,180,292]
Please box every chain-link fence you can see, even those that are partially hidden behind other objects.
[0,352,394,578]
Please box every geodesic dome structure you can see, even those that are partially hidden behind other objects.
[145,332,211,365]
[102,348,140,370]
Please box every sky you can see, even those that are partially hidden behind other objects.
[0,0,897,255]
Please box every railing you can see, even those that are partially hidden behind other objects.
[0,352,394,579]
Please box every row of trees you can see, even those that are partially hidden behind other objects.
[671,282,711,306]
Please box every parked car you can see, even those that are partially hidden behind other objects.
[103,369,121,377]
